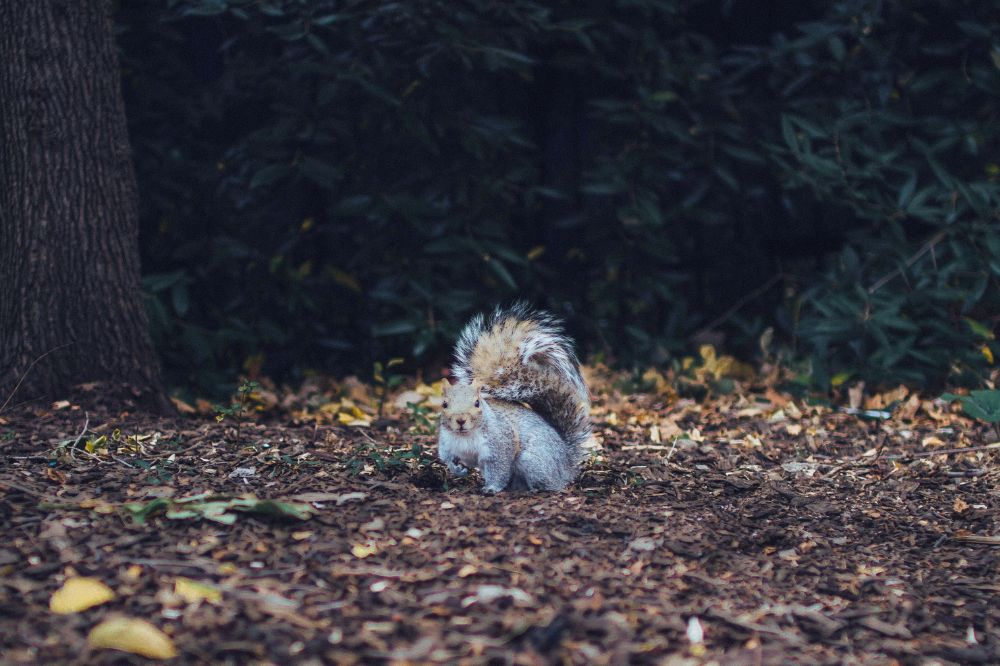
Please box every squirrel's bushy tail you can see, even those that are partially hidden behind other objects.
[452,302,591,461]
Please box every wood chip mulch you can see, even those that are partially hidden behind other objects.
[1,392,998,664]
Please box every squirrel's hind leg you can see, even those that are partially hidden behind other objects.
[479,455,514,495]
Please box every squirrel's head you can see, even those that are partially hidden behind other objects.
[440,382,484,435]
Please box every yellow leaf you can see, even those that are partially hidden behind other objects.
[697,344,754,381]
[329,267,362,293]
[641,368,669,394]
[830,372,852,388]
[300,217,315,232]
[87,616,177,659]
[526,245,545,261]
[85,435,107,454]
[351,543,377,558]
[50,577,115,614]
[416,380,445,397]
[982,345,994,365]
[174,577,221,605]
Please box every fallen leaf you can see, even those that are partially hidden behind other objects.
[462,584,533,607]
[49,577,115,614]
[87,616,177,659]
[174,577,222,604]
[686,616,704,643]
[288,491,367,505]
[394,390,425,409]
[169,397,196,414]
[352,543,378,558]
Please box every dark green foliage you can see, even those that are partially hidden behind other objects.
[117,1,999,391]
[941,390,1000,424]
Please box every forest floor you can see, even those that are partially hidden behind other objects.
[1,375,999,665]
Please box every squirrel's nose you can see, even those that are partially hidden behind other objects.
[456,417,466,427]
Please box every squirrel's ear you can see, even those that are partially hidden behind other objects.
[445,375,459,386]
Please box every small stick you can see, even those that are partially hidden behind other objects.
[0,343,74,414]
[0,479,46,497]
[665,437,680,463]
[890,442,1000,459]
[867,230,946,294]
[70,412,90,449]
[694,273,784,337]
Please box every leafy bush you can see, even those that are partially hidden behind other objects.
[117,0,999,392]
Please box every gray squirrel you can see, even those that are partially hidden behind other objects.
[437,303,592,493]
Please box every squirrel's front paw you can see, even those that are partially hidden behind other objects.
[481,485,503,496]
[446,459,469,478]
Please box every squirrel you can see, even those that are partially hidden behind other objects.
[437,303,592,493]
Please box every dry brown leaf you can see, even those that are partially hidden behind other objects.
[169,397,196,415]
[848,382,865,410]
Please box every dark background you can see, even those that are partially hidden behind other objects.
[115,0,1000,394]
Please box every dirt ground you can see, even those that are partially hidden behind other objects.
[1,385,998,665]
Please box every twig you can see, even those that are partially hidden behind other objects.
[0,478,46,497]
[694,273,784,337]
[664,436,679,462]
[0,343,74,414]
[828,442,1000,472]
[72,448,111,465]
[110,455,136,468]
[70,412,90,449]
[867,230,947,294]
[952,534,1000,546]
[890,442,1000,459]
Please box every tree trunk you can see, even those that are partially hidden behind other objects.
[0,0,165,408]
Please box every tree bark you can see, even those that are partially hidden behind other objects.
[0,0,165,407]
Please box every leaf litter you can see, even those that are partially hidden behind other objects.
[1,367,998,663]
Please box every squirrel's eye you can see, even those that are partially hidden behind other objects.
[442,401,449,409]
[474,400,480,408]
